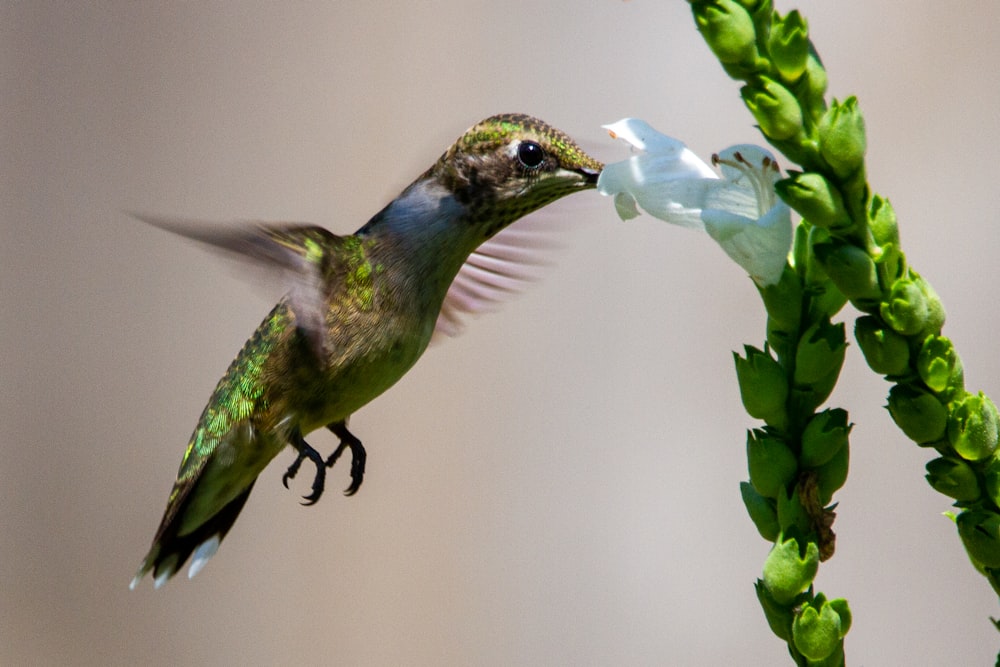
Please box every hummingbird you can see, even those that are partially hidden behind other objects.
[130,113,603,589]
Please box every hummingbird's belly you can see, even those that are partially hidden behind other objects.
[293,324,430,434]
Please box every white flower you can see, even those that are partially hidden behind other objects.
[598,118,792,287]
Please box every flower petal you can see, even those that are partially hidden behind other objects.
[613,192,641,221]
[603,118,692,155]
[703,200,792,287]
[598,120,720,229]
[599,119,793,286]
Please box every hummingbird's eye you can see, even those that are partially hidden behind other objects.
[516,140,545,170]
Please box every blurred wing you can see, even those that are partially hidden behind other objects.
[131,212,337,358]
[432,207,567,341]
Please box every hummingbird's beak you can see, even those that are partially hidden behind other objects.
[579,166,602,186]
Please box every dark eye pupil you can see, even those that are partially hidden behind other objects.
[517,141,545,169]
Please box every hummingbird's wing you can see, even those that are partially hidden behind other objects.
[433,208,566,340]
[131,214,336,360]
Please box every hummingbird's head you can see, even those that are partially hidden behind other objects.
[434,113,603,239]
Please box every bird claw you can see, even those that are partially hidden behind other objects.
[282,423,366,504]
[283,436,327,505]
[327,422,367,496]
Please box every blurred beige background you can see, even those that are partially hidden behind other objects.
[4,1,1000,664]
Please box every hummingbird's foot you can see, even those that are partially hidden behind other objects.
[326,421,367,496]
[283,434,327,506]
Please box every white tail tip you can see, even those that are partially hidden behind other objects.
[188,535,221,579]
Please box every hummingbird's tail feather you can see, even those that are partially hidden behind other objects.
[130,481,256,589]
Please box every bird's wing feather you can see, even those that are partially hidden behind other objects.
[131,213,338,359]
[432,206,569,341]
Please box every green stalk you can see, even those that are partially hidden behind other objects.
[689,0,1000,662]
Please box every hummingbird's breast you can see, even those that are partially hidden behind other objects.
[275,272,442,436]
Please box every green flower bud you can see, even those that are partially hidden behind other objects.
[734,345,789,422]
[880,276,929,336]
[818,97,866,178]
[925,456,981,502]
[815,438,849,505]
[957,510,1000,568]
[854,315,910,376]
[800,50,828,119]
[916,335,962,395]
[869,195,899,251]
[762,536,819,605]
[826,597,852,637]
[801,408,850,468]
[754,579,794,641]
[774,171,849,231]
[879,272,944,338]
[869,196,904,283]
[693,0,759,68]
[792,373,842,420]
[949,392,999,461]
[747,430,798,498]
[776,487,811,535]
[912,271,946,333]
[809,279,849,322]
[886,384,948,444]
[741,77,805,141]
[983,456,1000,508]
[730,0,767,11]
[792,220,810,278]
[759,264,804,331]
[794,320,846,386]
[768,10,809,83]
[766,318,794,369]
[812,240,882,306]
[792,599,843,662]
[741,481,780,541]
